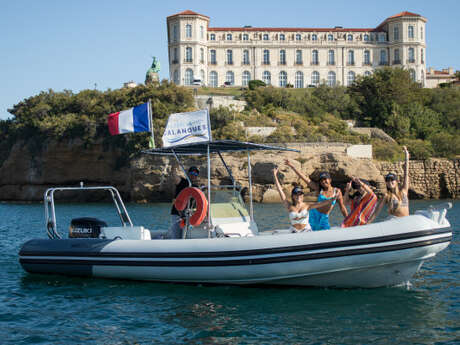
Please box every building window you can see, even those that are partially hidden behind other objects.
[421,48,424,63]
[327,71,336,86]
[408,48,415,63]
[421,70,424,86]
[200,26,204,39]
[263,49,270,64]
[173,70,179,84]
[226,49,233,64]
[295,71,304,88]
[243,33,249,41]
[280,34,285,41]
[408,25,414,39]
[312,50,319,65]
[263,71,271,85]
[420,27,423,40]
[279,71,287,87]
[209,71,218,87]
[226,71,234,85]
[185,68,193,85]
[347,50,355,65]
[296,34,302,41]
[311,34,317,41]
[296,50,302,64]
[173,24,178,42]
[364,71,371,77]
[364,34,369,41]
[263,34,269,40]
[347,34,353,41]
[185,47,192,62]
[210,50,216,64]
[173,48,178,63]
[393,49,400,64]
[200,70,205,83]
[227,33,232,40]
[311,71,320,86]
[328,34,333,41]
[279,50,286,65]
[393,26,399,40]
[243,50,250,64]
[380,50,387,65]
[409,69,416,81]
[364,50,370,65]
[378,33,386,42]
[242,71,251,86]
[210,33,216,41]
[186,24,192,38]
[200,48,204,63]
[328,50,335,65]
[347,71,355,86]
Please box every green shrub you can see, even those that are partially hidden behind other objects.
[248,80,266,90]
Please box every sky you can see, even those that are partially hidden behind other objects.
[1,0,459,120]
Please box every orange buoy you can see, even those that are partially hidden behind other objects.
[174,187,208,228]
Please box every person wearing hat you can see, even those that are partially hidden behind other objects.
[167,166,200,239]
[284,160,348,230]
[273,167,337,233]
[369,146,410,222]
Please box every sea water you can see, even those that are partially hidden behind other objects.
[0,200,458,344]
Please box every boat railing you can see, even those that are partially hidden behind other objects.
[44,183,133,239]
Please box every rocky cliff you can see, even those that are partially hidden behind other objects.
[0,140,458,202]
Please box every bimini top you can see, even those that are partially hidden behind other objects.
[143,140,299,156]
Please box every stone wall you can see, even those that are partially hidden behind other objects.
[194,95,246,112]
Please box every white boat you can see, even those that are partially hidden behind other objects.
[19,140,453,288]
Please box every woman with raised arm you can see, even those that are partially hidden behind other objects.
[369,146,410,223]
[284,159,348,230]
[273,168,336,233]
[341,177,378,227]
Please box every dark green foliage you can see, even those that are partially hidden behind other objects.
[248,79,266,90]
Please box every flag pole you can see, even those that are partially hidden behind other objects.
[148,99,155,148]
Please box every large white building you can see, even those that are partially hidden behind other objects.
[167,10,427,88]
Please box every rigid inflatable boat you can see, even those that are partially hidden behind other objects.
[19,141,453,288]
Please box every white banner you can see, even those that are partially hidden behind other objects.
[162,109,212,148]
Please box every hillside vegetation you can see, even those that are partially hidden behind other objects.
[1,68,459,166]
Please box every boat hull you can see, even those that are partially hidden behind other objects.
[19,215,452,288]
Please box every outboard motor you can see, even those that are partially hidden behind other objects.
[69,217,107,238]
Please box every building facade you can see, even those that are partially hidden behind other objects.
[425,67,456,88]
[167,10,427,88]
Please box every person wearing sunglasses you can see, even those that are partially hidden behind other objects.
[369,146,410,223]
[167,166,200,239]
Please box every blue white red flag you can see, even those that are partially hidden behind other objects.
[108,102,150,135]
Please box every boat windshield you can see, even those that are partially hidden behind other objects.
[210,187,249,221]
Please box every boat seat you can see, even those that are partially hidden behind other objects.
[100,226,151,240]
[214,222,256,237]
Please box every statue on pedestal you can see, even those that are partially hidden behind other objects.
[145,57,160,85]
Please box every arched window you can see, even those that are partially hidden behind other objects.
[327,71,336,86]
[243,34,249,41]
[347,34,353,41]
[210,33,216,41]
[394,49,400,64]
[380,50,387,65]
[296,50,302,64]
[227,33,232,40]
[185,69,193,85]
[311,34,317,41]
[393,26,399,40]
[210,50,216,64]
[328,50,335,65]
[409,69,416,81]
[263,71,271,85]
[242,71,251,86]
[200,48,204,63]
[296,34,302,41]
[226,71,235,85]
[209,71,218,87]
[280,50,286,65]
[328,34,334,41]
[295,71,304,88]
[280,34,285,41]
[347,50,354,65]
[263,50,270,64]
[185,47,192,62]
[243,50,250,65]
[173,70,179,84]
[311,71,320,86]
[312,50,319,65]
[279,71,287,87]
[364,50,370,65]
[364,71,371,77]
[226,49,233,64]
[186,24,192,38]
[364,34,369,41]
[263,34,269,40]
[347,71,355,86]
[408,48,415,63]
[200,70,205,83]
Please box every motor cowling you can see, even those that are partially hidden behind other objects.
[69,217,107,238]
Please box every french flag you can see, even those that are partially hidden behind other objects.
[108,102,150,135]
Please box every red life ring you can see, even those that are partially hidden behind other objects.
[174,187,208,228]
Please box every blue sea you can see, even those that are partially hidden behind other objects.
[1,200,458,344]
